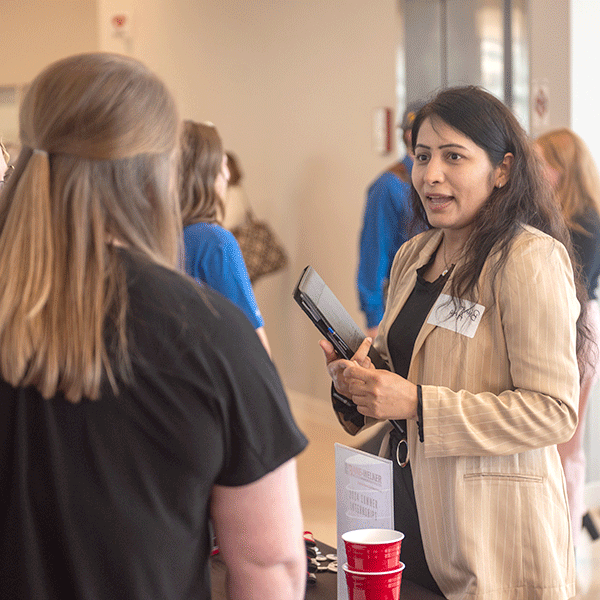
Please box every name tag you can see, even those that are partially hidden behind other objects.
[427,293,485,338]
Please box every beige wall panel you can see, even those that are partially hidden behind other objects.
[529,0,570,135]
[0,0,99,84]
[97,0,401,399]
[0,0,98,143]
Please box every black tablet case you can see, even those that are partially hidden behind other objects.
[293,265,389,371]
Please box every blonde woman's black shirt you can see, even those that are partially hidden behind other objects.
[0,249,307,600]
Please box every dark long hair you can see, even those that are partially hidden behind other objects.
[410,86,592,374]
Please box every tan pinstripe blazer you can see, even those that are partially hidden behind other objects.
[371,226,579,600]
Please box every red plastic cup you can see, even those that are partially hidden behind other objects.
[343,562,405,600]
[342,528,404,572]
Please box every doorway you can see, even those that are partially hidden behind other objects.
[397,0,529,131]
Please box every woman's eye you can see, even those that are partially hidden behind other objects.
[448,152,462,161]
[416,154,429,162]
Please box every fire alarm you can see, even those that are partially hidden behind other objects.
[372,107,393,155]
[110,12,131,37]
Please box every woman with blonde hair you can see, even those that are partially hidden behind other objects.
[179,120,271,354]
[537,127,600,547]
[0,53,307,600]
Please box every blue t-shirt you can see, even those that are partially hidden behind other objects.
[357,155,418,328]
[183,222,264,329]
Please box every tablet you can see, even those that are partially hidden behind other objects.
[293,265,389,370]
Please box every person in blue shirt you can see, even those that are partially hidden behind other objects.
[179,120,271,355]
[357,101,426,338]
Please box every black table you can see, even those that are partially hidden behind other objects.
[211,539,445,599]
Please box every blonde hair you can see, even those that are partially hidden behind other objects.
[536,128,600,233]
[0,52,180,402]
[178,120,225,227]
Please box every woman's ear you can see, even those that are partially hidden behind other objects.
[495,152,514,188]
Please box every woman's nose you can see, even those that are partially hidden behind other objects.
[424,156,444,184]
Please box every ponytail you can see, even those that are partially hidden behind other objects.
[0,149,59,395]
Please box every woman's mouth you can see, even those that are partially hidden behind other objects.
[426,194,453,210]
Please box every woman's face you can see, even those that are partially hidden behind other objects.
[214,153,230,200]
[412,116,504,244]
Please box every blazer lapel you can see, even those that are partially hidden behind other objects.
[407,231,456,379]
[381,230,444,374]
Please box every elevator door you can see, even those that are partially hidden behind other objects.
[399,0,528,131]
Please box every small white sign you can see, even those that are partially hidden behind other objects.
[531,79,550,131]
[335,443,394,600]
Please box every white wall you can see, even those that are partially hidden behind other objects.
[571,0,600,168]
[0,0,98,85]
[0,1,99,142]
[246,1,401,397]
[0,0,400,400]
[97,0,402,398]
[529,0,570,135]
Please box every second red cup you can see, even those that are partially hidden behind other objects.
[343,562,405,600]
[342,528,404,572]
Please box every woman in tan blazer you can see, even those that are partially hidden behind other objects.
[322,87,587,600]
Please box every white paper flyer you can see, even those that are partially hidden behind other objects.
[334,443,394,600]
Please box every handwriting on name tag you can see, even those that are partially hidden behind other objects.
[427,293,485,338]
